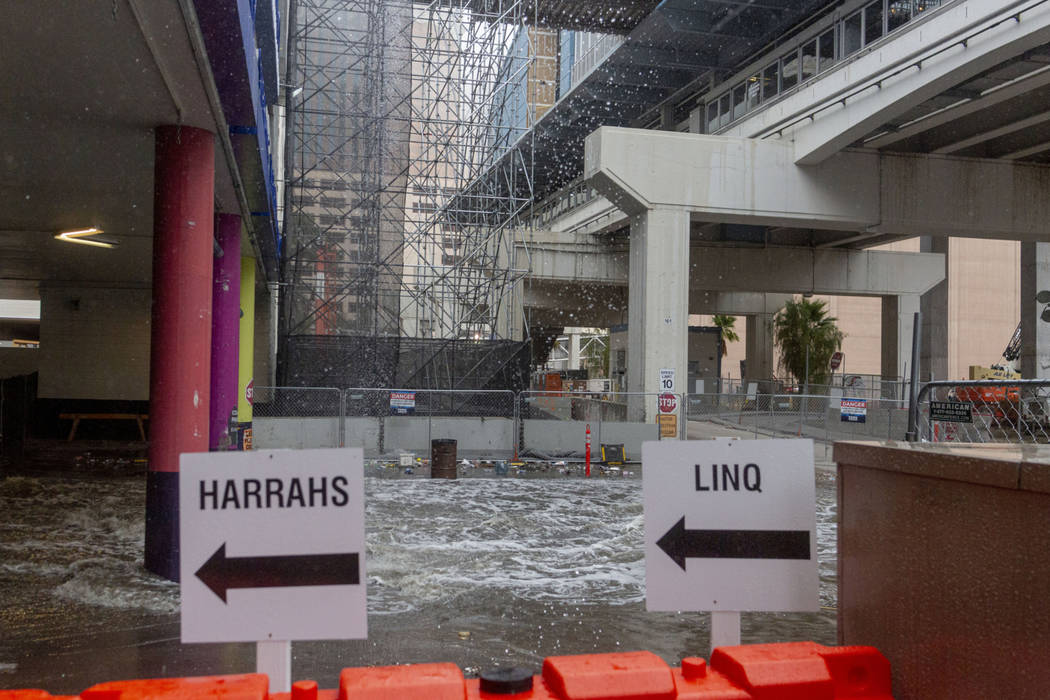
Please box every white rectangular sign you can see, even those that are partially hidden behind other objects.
[180,448,366,643]
[659,368,676,391]
[642,439,818,612]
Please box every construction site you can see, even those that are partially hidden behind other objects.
[279,0,550,390]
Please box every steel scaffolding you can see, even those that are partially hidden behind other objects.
[282,0,542,388]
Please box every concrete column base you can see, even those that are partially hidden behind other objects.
[1020,241,1050,379]
[920,237,949,381]
[627,208,690,420]
[881,294,919,399]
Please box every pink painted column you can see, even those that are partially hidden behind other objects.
[210,214,241,450]
[145,125,215,581]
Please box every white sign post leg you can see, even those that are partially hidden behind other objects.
[710,611,741,650]
[257,640,292,692]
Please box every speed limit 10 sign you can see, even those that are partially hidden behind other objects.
[660,368,676,391]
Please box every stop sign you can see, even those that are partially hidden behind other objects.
[830,351,843,370]
[658,393,678,414]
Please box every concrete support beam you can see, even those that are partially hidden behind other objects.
[921,237,950,382]
[521,233,628,284]
[881,294,920,392]
[257,282,278,389]
[689,291,791,317]
[1020,242,1050,379]
[627,208,690,420]
[527,240,944,298]
[745,313,775,388]
[568,332,581,370]
[584,127,1050,242]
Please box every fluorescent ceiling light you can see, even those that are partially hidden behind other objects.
[54,227,117,249]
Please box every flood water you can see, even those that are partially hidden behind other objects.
[0,467,837,693]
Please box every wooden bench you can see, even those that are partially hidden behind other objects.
[60,413,149,441]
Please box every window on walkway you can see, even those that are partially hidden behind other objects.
[781,49,799,91]
[864,1,884,46]
[732,82,747,120]
[888,1,912,32]
[702,0,945,131]
[818,29,836,72]
[747,74,762,110]
[843,11,862,56]
[801,39,818,81]
[762,62,779,100]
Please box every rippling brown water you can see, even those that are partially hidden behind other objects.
[0,466,836,693]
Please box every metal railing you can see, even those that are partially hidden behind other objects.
[344,388,516,459]
[253,386,343,449]
[715,375,909,401]
[516,391,672,460]
[246,379,1050,462]
[685,392,909,462]
[916,380,1050,443]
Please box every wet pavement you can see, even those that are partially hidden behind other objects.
[0,462,837,694]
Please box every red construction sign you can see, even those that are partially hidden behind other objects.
[658,393,678,414]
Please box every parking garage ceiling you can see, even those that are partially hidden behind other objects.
[0,0,235,300]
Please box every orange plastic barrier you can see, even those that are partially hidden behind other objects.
[3,642,893,700]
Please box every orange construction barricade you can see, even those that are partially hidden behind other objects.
[3,642,893,700]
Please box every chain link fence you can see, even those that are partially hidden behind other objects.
[252,387,343,449]
[716,376,909,401]
[517,391,672,460]
[685,392,909,462]
[916,380,1050,443]
[344,388,515,459]
[249,380,1015,463]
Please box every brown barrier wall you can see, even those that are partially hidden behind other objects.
[834,441,1050,700]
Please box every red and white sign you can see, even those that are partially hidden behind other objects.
[245,379,254,405]
[658,393,678,414]
[829,352,844,371]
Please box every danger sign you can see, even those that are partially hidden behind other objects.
[658,393,678,414]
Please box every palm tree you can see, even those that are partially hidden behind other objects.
[712,315,740,357]
[773,298,844,390]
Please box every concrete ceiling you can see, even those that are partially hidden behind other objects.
[862,47,1050,161]
[0,0,236,300]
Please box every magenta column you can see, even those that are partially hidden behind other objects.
[145,125,215,580]
[210,214,241,450]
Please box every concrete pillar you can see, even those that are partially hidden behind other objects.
[209,214,241,451]
[256,282,279,390]
[627,208,690,419]
[238,257,257,449]
[920,237,949,381]
[1020,241,1050,379]
[145,125,214,581]
[881,294,920,398]
[568,331,581,370]
[745,314,775,390]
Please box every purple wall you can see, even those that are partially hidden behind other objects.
[209,214,242,450]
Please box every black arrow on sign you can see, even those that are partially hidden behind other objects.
[195,543,360,603]
[656,517,810,570]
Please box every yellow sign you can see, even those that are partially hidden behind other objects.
[658,414,678,439]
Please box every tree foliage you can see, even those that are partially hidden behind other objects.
[712,315,739,357]
[772,298,844,388]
